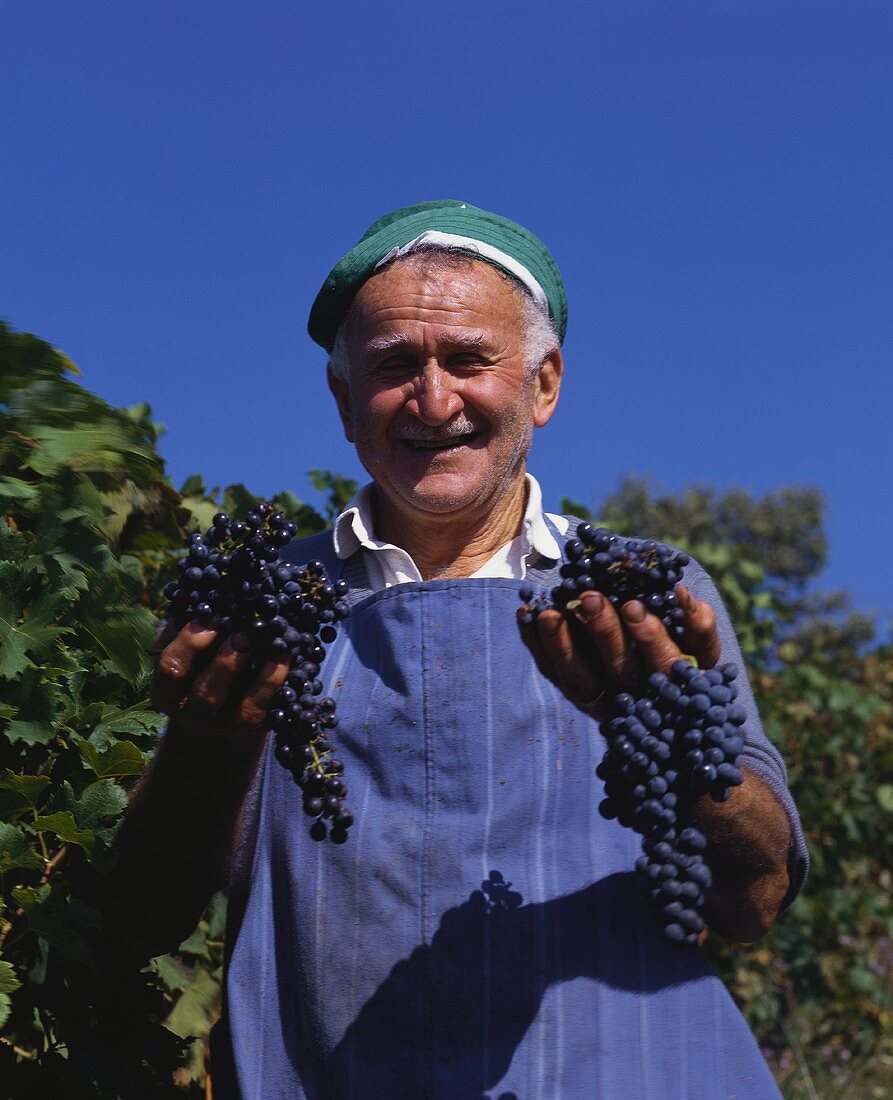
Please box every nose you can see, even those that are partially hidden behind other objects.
[404,361,463,425]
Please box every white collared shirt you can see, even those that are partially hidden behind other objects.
[331,473,570,591]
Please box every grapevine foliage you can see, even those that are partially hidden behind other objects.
[0,320,350,1096]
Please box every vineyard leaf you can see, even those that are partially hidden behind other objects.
[179,475,205,497]
[79,612,154,686]
[0,520,27,563]
[90,704,164,750]
[0,960,21,1030]
[0,821,29,854]
[175,926,212,962]
[0,960,21,994]
[29,811,96,856]
[203,890,227,941]
[4,719,56,746]
[24,424,157,480]
[43,551,90,590]
[77,738,146,778]
[97,482,144,545]
[0,561,29,614]
[0,822,43,872]
[172,1037,207,1088]
[878,785,893,813]
[0,771,51,811]
[0,568,73,678]
[0,476,37,502]
[11,886,92,965]
[61,779,128,844]
[152,954,198,994]
[179,494,219,533]
[162,967,221,1040]
[1,668,65,745]
[221,483,258,519]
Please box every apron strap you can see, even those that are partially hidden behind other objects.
[525,512,573,587]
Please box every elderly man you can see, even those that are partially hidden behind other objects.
[115,201,808,1098]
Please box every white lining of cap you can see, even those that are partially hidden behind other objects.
[374,230,549,313]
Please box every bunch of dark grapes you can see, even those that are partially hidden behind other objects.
[520,525,690,640]
[163,502,354,843]
[520,522,746,945]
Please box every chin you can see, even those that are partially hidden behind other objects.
[381,471,491,513]
[398,487,484,515]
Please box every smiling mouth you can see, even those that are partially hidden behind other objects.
[399,431,481,452]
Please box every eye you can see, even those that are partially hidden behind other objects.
[374,356,416,376]
[448,354,486,371]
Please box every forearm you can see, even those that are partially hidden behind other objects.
[695,767,792,942]
[100,721,268,962]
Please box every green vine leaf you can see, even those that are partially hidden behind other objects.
[0,958,22,1029]
[28,811,96,857]
[10,885,93,966]
[3,719,57,746]
[76,738,146,779]
[89,704,164,751]
[0,566,75,679]
[0,772,52,813]
[0,822,43,872]
[0,958,22,993]
[162,967,221,1041]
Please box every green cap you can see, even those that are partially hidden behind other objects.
[307,199,567,353]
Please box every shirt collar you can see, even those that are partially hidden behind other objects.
[332,473,562,564]
[517,472,563,562]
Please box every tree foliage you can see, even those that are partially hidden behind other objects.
[1,320,889,1097]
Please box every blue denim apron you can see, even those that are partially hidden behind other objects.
[211,520,785,1099]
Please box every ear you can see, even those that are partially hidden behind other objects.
[532,346,563,428]
[327,362,355,443]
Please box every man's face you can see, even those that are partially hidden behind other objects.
[328,257,562,524]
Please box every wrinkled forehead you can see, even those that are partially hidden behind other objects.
[344,254,528,343]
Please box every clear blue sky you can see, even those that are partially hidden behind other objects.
[2,1,891,621]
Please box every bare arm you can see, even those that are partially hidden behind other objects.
[517,584,793,943]
[693,768,791,942]
[99,622,288,963]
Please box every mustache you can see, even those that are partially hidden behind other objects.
[395,417,482,442]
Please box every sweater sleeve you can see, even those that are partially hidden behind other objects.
[682,557,810,913]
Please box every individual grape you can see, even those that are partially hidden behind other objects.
[163,502,354,842]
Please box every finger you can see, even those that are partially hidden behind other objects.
[676,585,722,668]
[183,632,254,718]
[620,601,683,676]
[573,592,639,689]
[148,619,177,655]
[535,608,604,706]
[234,658,292,730]
[150,621,220,714]
[517,607,562,690]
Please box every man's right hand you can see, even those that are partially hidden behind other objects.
[101,620,288,961]
[149,620,290,740]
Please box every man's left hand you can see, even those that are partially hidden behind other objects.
[517,583,792,941]
[516,584,721,719]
